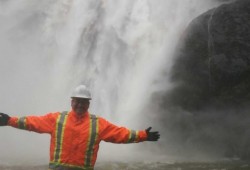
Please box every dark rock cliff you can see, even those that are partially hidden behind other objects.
[169,0,250,111]
[157,0,250,160]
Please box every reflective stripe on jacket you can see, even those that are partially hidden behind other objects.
[8,111,147,169]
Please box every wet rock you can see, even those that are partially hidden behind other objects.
[169,0,250,110]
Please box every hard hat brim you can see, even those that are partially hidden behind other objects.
[71,96,92,100]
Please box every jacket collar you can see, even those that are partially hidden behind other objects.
[69,110,89,120]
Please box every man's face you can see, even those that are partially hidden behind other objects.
[71,98,90,115]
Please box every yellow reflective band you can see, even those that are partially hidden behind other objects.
[135,130,139,141]
[127,130,136,143]
[49,162,94,170]
[18,117,26,129]
[85,114,98,167]
[53,111,68,163]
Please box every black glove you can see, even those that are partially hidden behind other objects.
[0,113,10,126]
[145,127,160,141]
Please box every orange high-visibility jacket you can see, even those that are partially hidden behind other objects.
[8,110,147,170]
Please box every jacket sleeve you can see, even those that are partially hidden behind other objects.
[7,112,58,134]
[98,117,147,143]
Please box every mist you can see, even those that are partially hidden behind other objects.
[0,0,229,165]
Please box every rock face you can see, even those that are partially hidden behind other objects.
[169,0,250,110]
[160,0,250,160]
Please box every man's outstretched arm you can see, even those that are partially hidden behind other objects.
[99,117,160,143]
[0,112,57,134]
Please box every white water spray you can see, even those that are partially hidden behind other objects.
[0,0,225,165]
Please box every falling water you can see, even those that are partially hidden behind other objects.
[0,0,227,166]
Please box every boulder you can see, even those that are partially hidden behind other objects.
[169,0,250,110]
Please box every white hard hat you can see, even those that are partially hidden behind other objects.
[71,85,92,99]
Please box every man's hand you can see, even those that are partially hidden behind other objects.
[145,127,160,141]
[0,113,10,126]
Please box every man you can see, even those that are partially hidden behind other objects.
[0,85,160,170]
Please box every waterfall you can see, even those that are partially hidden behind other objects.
[0,0,225,165]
